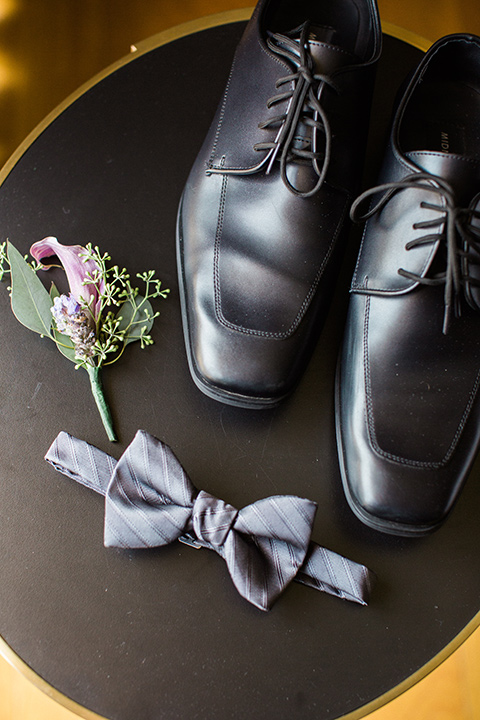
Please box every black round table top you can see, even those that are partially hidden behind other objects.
[1,12,479,720]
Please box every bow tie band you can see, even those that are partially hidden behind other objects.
[45,430,374,611]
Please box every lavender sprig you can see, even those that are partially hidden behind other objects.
[0,238,169,441]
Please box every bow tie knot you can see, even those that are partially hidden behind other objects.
[192,490,239,548]
[45,430,374,611]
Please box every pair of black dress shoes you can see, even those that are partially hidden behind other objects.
[176,0,480,537]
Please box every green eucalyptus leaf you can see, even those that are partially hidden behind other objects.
[53,328,78,363]
[50,283,60,301]
[116,295,154,345]
[7,242,53,336]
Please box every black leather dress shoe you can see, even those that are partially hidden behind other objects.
[177,0,381,408]
[336,34,480,536]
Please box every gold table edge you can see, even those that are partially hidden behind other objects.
[0,10,449,720]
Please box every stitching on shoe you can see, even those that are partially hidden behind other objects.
[309,40,356,62]
[363,294,480,468]
[351,183,446,294]
[213,161,229,321]
[392,36,480,173]
[351,216,370,288]
[208,40,292,173]
[208,58,237,169]
[408,151,480,167]
[212,188,350,338]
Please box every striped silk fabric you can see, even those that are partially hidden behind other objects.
[45,430,374,611]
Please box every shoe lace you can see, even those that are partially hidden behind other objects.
[350,171,480,334]
[208,23,340,198]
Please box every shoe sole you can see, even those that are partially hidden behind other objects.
[175,194,287,410]
[334,359,443,538]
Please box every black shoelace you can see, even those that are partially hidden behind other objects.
[350,171,480,333]
[208,23,340,198]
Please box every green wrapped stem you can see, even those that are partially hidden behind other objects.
[86,365,117,442]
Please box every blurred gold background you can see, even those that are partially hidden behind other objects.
[1,1,480,719]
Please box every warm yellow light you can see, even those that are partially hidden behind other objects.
[0,0,17,23]
[0,49,20,91]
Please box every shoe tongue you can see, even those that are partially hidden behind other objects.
[276,21,359,74]
[406,150,480,312]
[406,150,480,205]
[306,23,359,73]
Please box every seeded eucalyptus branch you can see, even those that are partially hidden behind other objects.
[63,244,169,369]
[0,241,8,281]
[0,238,169,441]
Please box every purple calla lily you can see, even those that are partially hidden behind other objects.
[2,236,169,442]
[30,236,104,319]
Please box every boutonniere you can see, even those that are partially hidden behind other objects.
[0,238,169,441]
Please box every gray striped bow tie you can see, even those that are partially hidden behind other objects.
[45,430,374,611]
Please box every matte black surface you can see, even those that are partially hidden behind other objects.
[0,23,479,720]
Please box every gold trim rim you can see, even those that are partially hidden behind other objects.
[0,9,431,185]
[341,611,480,719]
[0,8,254,184]
[0,634,106,720]
[382,20,431,51]
[2,614,480,720]
[0,8,458,720]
